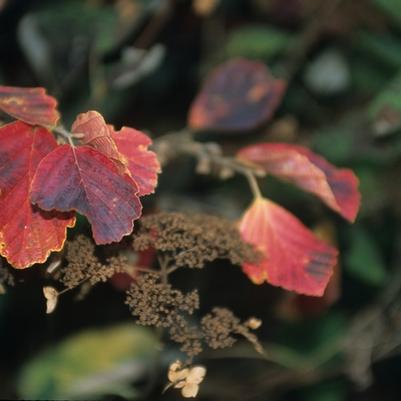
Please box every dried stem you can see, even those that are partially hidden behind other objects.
[158,253,171,285]
[53,125,77,147]
[166,265,180,275]
[154,133,264,200]
[211,156,263,199]
[133,266,159,275]
[58,277,89,295]
[57,265,157,297]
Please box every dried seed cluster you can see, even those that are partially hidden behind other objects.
[201,307,238,349]
[169,315,203,357]
[133,212,257,268]
[125,273,262,356]
[56,235,127,289]
[125,273,199,326]
[125,273,202,356]
[50,222,262,359]
[202,307,263,354]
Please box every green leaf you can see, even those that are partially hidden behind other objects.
[225,25,294,61]
[18,324,159,400]
[369,71,401,136]
[355,31,401,69]
[312,126,355,165]
[349,56,390,95]
[34,1,120,54]
[345,226,388,286]
[371,0,401,26]
[354,167,387,216]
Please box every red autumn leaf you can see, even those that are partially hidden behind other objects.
[237,143,360,222]
[188,58,286,132]
[111,127,160,196]
[238,197,338,296]
[0,121,75,268]
[294,262,341,315]
[30,145,142,244]
[0,85,60,127]
[276,222,341,318]
[71,110,160,196]
[72,111,127,173]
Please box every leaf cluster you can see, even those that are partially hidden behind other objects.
[0,91,159,269]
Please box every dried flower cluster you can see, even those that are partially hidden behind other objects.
[55,235,128,289]
[46,220,262,362]
[125,273,199,326]
[125,273,262,357]
[169,316,203,357]
[133,212,258,268]
[202,307,263,354]
[125,273,202,356]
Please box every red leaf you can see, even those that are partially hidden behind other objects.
[0,86,60,127]
[72,111,160,196]
[31,145,142,244]
[111,127,160,196]
[188,58,286,132]
[238,197,338,296]
[72,111,127,173]
[276,222,341,318]
[0,121,75,268]
[237,143,360,222]
[294,262,341,314]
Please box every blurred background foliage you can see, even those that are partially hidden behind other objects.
[1,0,401,400]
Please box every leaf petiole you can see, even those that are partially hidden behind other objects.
[53,125,77,147]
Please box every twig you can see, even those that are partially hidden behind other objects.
[58,277,89,296]
[166,265,180,275]
[158,253,171,285]
[52,125,80,147]
[208,155,263,199]
[133,266,159,275]
[154,132,264,200]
